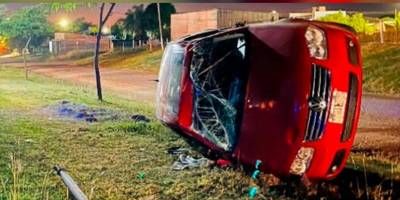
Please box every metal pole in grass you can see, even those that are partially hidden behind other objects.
[379,19,384,44]
[157,3,164,50]
[23,37,31,80]
[54,166,88,200]
[395,8,398,44]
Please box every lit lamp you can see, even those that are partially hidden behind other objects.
[58,18,70,30]
[101,26,110,34]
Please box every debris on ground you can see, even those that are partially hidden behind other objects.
[45,100,119,123]
[171,154,211,170]
[168,147,233,170]
[167,146,212,170]
[216,159,232,168]
[53,165,88,200]
[131,114,151,123]
[166,147,191,155]
[136,172,146,180]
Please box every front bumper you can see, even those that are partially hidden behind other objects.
[295,26,362,180]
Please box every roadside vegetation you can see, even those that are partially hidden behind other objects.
[362,43,400,96]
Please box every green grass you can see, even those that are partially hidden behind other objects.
[0,68,254,200]
[74,48,163,73]
[362,43,400,96]
[348,153,400,180]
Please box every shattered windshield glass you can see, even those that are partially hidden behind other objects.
[190,34,247,151]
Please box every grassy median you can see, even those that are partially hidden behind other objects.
[362,43,400,96]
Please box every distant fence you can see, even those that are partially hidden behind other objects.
[359,31,399,44]
[50,38,111,56]
[49,38,164,56]
[112,39,163,52]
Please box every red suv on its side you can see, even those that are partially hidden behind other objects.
[156,19,362,180]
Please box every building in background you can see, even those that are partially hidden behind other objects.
[171,9,279,40]
[289,6,345,20]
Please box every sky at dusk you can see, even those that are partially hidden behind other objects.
[2,3,400,27]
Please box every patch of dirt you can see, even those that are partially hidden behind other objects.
[3,61,158,102]
[354,113,400,160]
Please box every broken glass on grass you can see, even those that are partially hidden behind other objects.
[190,33,247,151]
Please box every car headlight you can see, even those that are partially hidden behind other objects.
[305,26,327,59]
[289,147,314,175]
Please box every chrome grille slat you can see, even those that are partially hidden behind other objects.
[304,65,331,141]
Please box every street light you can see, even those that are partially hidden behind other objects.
[101,26,110,34]
[58,18,70,30]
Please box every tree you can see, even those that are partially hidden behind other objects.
[88,25,99,36]
[71,18,93,33]
[123,5,148,41]
[144,3,176,40]
[319,12,377,35]
[0,4,53,79]
[93,3,116,101]
[50,3,116,101]
[0,5,53,51]
[319,12,351,27]
[53,17,93,33]
[349,13,367,33]
[111,19,132,40]
[0,5,7,54]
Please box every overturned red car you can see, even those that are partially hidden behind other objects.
[156,19,362,180]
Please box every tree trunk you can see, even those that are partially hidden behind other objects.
[93,3,116,101]
[93,3,105,101]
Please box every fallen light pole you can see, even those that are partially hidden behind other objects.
[54,165,88,200]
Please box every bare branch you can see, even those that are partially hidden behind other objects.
[101,3,116,26]
[99,3,105,24]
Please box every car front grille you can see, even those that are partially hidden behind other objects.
[304,64,331,141]
[341,74,358,141]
